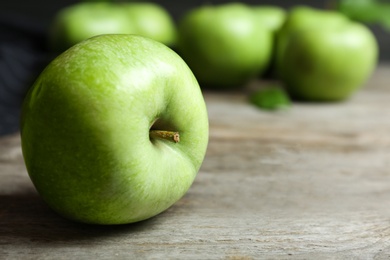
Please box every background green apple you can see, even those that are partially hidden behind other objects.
[21,34,209,225]
[335,0,390,30]
[253,5,286,33]
[278,7,378,101]
[274,6,348,78]
[123,2,177,47]
[48,2,136,52]
[177,3,272,88]
[335,0,386,23]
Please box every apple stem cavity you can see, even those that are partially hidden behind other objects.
[150,130,180,143]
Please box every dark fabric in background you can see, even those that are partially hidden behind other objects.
[1,1,389,136]
[0,12,49,136]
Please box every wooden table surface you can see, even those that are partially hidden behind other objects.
[2,65,390,259]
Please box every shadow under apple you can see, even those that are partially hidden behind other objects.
[0,190,163,244]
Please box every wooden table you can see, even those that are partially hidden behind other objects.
[2,65,390,259]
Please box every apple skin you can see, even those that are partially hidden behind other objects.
[276,7,378,101]
[123,2,177,47]
[177,3,272,88]
[48,2,136,52]
[20,34,209,225]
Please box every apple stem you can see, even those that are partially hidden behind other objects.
[150,130,180,143]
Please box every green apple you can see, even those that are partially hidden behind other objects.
[336,0,383,23]
[122,2,177,47]
[177,3,272,88]
[276,7,378,101]
[275,6,348,77]
[48,2,136,52]
[21,34,209,225]
[336,0,390,29]
[253,6,286,33]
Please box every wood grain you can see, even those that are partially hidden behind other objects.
[2,66,390,259]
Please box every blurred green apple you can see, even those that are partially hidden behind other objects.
[48,2,136,52]
[336,0,383,23]
[335,0,390,29]
[123,2,177,47]
[275,6,348,77]
[277,7,378,101]
[21,34,209,224]
[177,3,272,88]
[253,5,286,33]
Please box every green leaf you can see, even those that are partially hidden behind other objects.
[249,86,291,111]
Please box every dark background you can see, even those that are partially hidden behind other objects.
[0,1,389,136]
[2,1,331,25]
[2,0,389,61]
